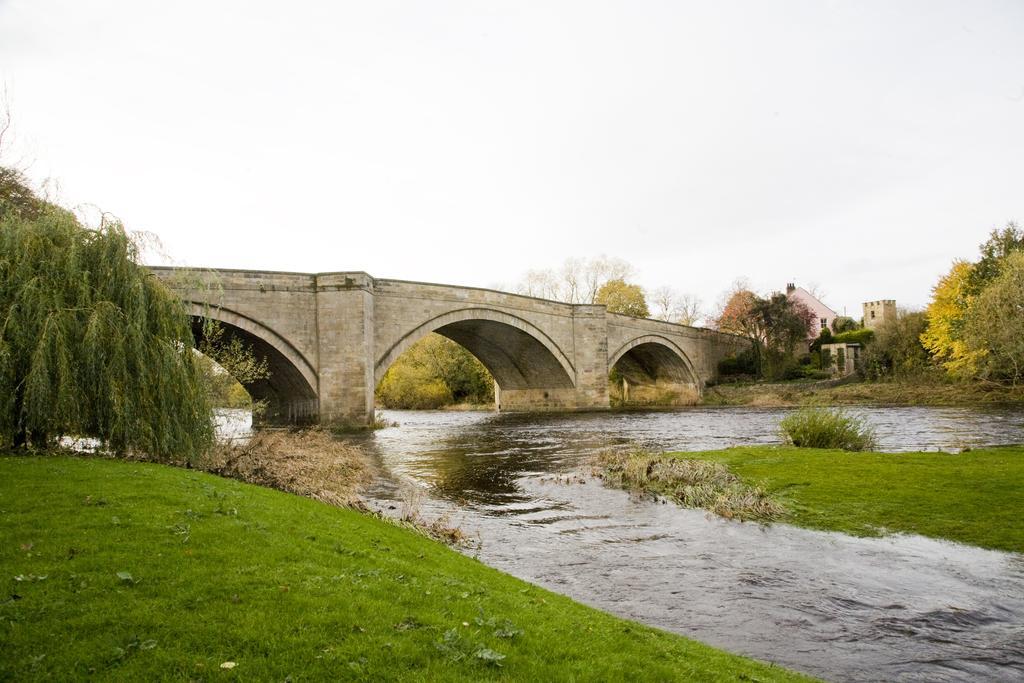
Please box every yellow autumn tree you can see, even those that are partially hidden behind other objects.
[595,279,650,317]
[920,260,984,378]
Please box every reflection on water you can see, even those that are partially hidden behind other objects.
[356,407,1024,682]
[367,406,1024,507]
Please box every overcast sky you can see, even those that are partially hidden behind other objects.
[2,0,1022,318]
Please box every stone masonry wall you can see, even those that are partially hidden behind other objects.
[152,267,748,424]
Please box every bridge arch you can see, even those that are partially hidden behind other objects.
[185,302,318,422]
[375,308,576,393]
[608,334,701,404]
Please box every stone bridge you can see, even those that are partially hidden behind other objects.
[150,267,748,425]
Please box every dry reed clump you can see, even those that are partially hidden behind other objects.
[385,483,471,546]
[199,428,372,508]
[201,431,472,546]
[595,449,785,522]
[399,512,470,546]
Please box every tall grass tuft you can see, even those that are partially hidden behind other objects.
[779,407,876,451]
[596,449,785,522]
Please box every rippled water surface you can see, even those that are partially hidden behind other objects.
[221,405,1024,681]
[354,407,1024,682]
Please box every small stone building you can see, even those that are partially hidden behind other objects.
[863,300,896,330]
[821,342,861,376]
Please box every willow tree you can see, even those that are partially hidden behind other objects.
[0,179,214,461]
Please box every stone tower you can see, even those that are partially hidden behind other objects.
[862,299,896,330]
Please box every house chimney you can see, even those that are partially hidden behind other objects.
[786,282,795,294]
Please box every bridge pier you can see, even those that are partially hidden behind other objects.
[495,387,580,412]
[568,304,612,410]
[486,304,611,413]
[315,273,377,426]
[317,290,614,423]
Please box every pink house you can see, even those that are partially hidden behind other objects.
[785,283,838,341]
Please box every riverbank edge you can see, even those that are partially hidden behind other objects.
[594,445,1024,554]
[0,453,813,682]
[701,377,1024,408]
[376,378,1024,413]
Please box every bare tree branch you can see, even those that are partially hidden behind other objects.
[515,256,635,304]
[0,85,11,155]
[651,286,704,325]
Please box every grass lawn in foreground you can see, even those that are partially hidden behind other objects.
[676,446,1024,553]
[0,455,809,681]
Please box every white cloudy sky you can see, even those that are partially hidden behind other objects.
[2,0,1022,317]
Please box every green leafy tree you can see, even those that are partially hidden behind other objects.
[0,173,214,459]
[963,251,1024,384]
[715,287,812,379]
[809,327,833,368]
[430,341,493,403]
[861,310,930,379]
[0,167,44,219]
[922,224,1024,381]
[198,321,270,387]
[716,288,764,373]
[753,293,814,378]
[810,327,833,350]
[967,222,1024,294]
[830,316,859,334]
[376,362,453,409]
[595,279,650,317]
[376,334,493,409]
[194,352,257,409]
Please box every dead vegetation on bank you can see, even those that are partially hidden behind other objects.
[198,428,471,546]
[702,377,1024,407]
[384,483,472,546]
[594,449,785,523]
[199,428,372,508]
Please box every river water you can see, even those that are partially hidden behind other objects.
[222,406,1024,681]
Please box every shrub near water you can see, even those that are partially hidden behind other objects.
[779,408,876,451]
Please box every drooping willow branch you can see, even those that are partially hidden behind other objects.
[0,195,214,461]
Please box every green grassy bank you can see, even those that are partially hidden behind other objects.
[665,446,1024,553]
[0,455,808,682]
